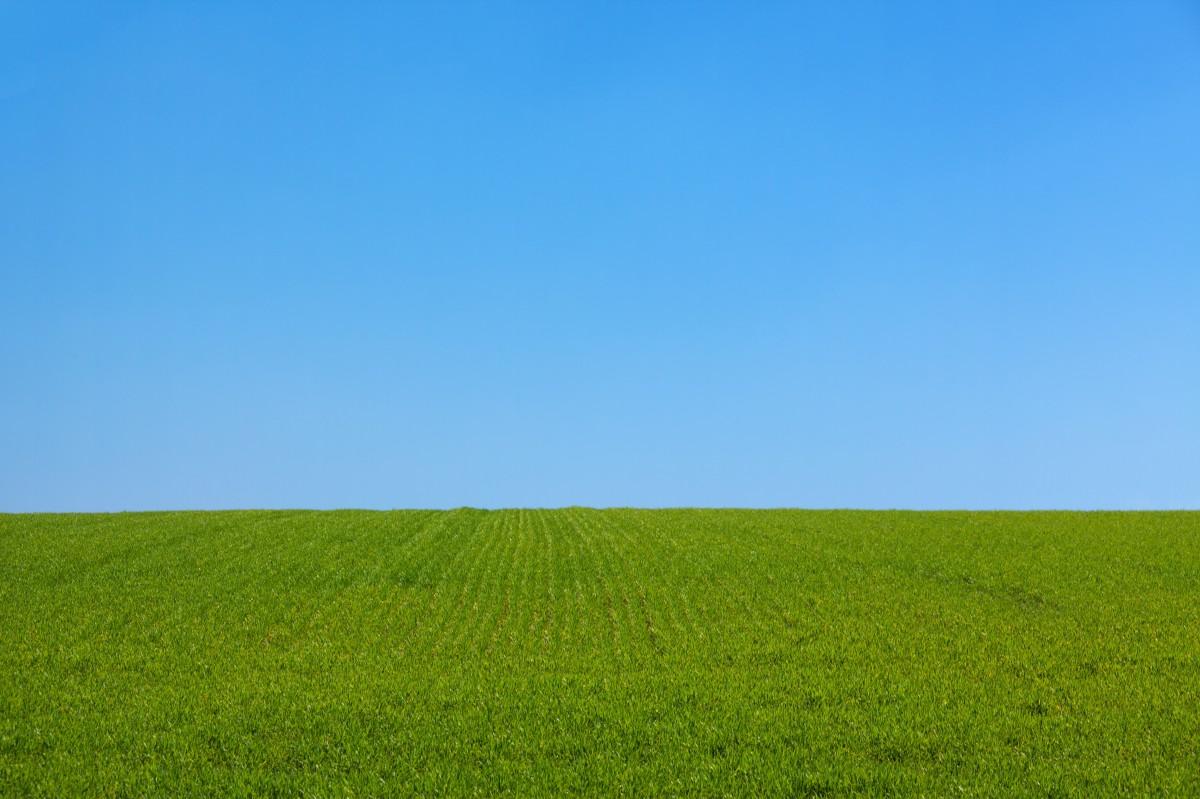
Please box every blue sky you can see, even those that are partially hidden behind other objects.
[2,2,1198,511]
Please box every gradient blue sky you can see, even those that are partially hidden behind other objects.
[3,2,1198,511]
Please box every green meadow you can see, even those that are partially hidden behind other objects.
[1,509,1197,796]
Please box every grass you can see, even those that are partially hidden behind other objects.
[1,508,1197,796]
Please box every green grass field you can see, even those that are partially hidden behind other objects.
[1,509,1197,796]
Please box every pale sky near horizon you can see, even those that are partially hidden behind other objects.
[3,2,1198,511]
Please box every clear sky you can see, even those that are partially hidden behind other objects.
[2,2,1198,511]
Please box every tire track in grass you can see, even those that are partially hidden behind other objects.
[291,512,418,647]
[250,511,333,654]
[444,510,509,656]
[483,509,522,661]
[561,507,620,659]
[558,508,590,654]
[495,509,523,656]
[504,506,534,657]
[261,512,350,670]
[291,512,387,645]
[530,509,554,659]
[515,508,539,654]
[425,509,492,658]
[326,511,440,658]
[585,509,651,655]
[501,509,535,660]
[630,509,689,648]
[643,509,709,646]
[538,508,565,655]
[639,509,746,658]
[574,508,606,654]
[359,511,443,654]
[532,511,559,652]
[417,508,488,653]
[393,509,469,656]
[619,511,672,657]
[543,509,578,658]
[576,508,639,663]
[658,509,763,657]
[718,511,819,658]
[591,510,675,658]
[562,506,616,657]
[723,513,785,657]
[432,508,491,655]
[450,507,508,658]
[521,508,549,661]
[386,510,456,588]
[555,508,587,652]
[600,511,666,652]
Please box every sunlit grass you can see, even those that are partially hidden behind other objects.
[2,509,1197,795]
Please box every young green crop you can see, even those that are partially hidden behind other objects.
[1,509,1197,796]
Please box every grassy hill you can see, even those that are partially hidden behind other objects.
[1,509,1197,796]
